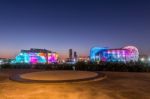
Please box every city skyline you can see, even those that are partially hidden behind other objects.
[0,0,150,58]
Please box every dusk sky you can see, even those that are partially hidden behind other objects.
[0,0,150,58]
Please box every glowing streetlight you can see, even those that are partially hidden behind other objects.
[148,57,150,62]
[0,60,2,65]
[140,57,145,62]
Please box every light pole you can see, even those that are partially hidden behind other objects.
[140,57,145,62]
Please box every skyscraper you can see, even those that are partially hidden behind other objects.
[69,49,73,59]
[74,51,77,59]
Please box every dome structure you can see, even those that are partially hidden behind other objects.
[123,46,139,61]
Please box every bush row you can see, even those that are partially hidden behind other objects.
[0,62,150,72]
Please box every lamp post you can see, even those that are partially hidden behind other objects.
[140,57,145,62]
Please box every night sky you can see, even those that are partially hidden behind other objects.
[0,0,150,58]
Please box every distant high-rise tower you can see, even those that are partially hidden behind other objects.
[69,49,73,59]
[74,51,77,59]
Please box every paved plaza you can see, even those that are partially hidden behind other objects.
[10,71,105,83]
[0,69,150,99]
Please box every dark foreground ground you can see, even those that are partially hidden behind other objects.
[0,69,150,99]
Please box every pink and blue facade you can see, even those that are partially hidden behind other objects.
[14,48,58,64]
[90,46,139,62]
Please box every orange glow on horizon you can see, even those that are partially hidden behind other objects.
[0,51,89,59]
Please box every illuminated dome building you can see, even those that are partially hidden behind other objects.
[90,46,139,62]
[14,48,58,64]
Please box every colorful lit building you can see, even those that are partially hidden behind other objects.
[90,46,139,62]
[14,48,58,64]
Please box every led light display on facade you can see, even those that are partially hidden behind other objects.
[90,46,139,62]
[14,48,58,64]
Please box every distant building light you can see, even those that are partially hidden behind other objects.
[62,60,65,63]
[148,57,150,61]
[0,60,2,65]
[140,58,145,62]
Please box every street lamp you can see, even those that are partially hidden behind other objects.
[148,57,150,62]
[0,60,2,65]
[140,57,145,62]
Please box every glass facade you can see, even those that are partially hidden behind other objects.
[90,46,139,62]
[14,49,58,64]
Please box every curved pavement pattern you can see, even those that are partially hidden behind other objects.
[10,71,106,83]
